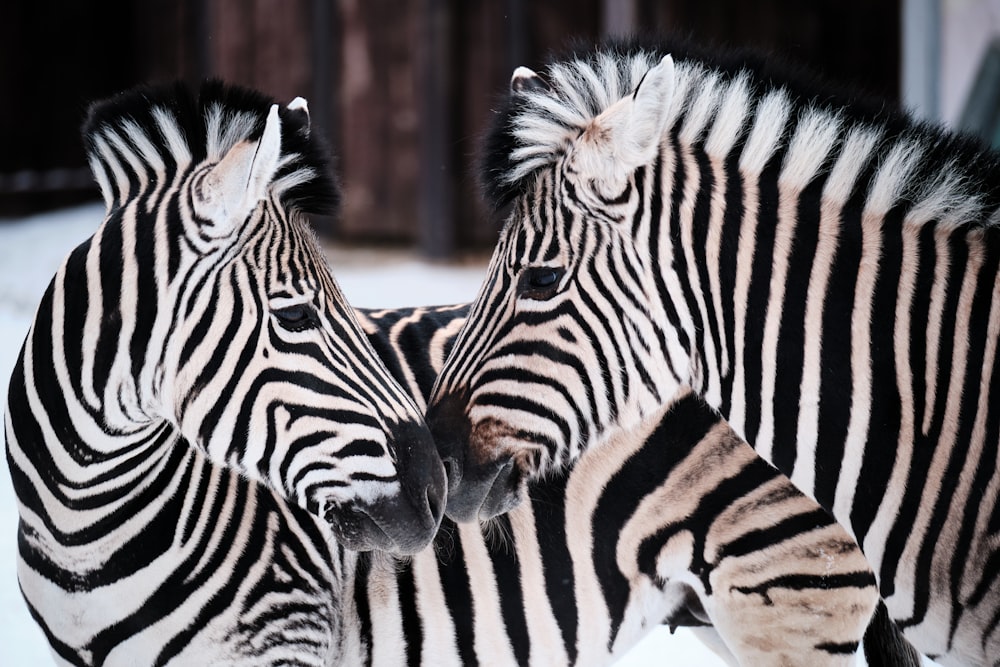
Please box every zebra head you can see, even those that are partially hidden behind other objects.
[429,51,694,521]
[79,82,445,553]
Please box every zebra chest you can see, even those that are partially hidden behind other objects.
[16,444,345,666]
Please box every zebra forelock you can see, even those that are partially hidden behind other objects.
[481,36,1000,228]
[82,79,339,218]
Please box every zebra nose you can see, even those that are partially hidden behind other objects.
[425,391,471,492]
[387,420,447,528]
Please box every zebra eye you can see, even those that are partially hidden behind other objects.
[272,304,317,332]
[517,266,564,300]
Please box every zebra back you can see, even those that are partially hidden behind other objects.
[427,37,998,664]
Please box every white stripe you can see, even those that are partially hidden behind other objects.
[832,205,881,527]
[413,546,465,667]
[368,561,407,667]
[923,232,951,435]
[507,500,571,666]
[457,521,519,665]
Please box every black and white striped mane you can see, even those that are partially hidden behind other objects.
[481,37,1000,225]
[82,79,339,215]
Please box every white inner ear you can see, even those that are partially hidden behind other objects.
[194,104,282,238]
[574,55,675,188]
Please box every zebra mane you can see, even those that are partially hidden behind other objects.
[82,79,339,216]
[481,36,1000,226]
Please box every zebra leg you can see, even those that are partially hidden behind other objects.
[862,601,923,667]
[704,513,878,666]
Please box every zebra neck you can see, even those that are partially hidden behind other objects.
[10,276,174,481]
[656,96,1000,536]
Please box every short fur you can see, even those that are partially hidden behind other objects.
[83,79,339,216]
[480,35,1000,224]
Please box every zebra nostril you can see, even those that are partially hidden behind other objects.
[386,419,448,527]
[442,456,462,491]
[425,480,445,523]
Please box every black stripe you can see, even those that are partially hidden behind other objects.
[717,117,749,415]
[486,513,530,665]
[689,135,725,393]
[530,469,578,662]
[741,150,783,447]
[396,559,424,667]
[731,570,876,603]
[716,508,834,561]
[811,176,865,511]
[647,154,686,382]
[668,134,708,385]
[130,203,160,386]
[851,204,905,545]
[354,555,374,667]
[816,641,863,655]
[94,220,124,400]
[434,520,476,665]
[770,168,827,476]
[476,392,568,455]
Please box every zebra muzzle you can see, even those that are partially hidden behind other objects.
[426,390,472,492]
[427,390,528,522]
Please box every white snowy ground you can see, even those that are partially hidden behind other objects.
[0,203,922,666]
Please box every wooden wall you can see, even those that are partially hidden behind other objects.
[1,0,900,254]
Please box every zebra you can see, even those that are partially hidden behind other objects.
[353,305,888,666]
[425,38,1000,665]
[6,280,898,666]
[3,77,905,666]
[3,80,445,665]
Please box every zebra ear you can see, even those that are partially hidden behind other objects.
[626,56,674,161]
[286,96,310,133]
[577,56,675,183]
[193,103,282,238]
[511,66,550,95]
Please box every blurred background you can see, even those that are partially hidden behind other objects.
[3,0,999,258]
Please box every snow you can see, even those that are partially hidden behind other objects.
[0,203,930,666]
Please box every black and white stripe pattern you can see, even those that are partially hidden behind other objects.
[7,288,894,665]
[427,39,1000,664]
[353,306,885,667]
[4,81,444,664]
